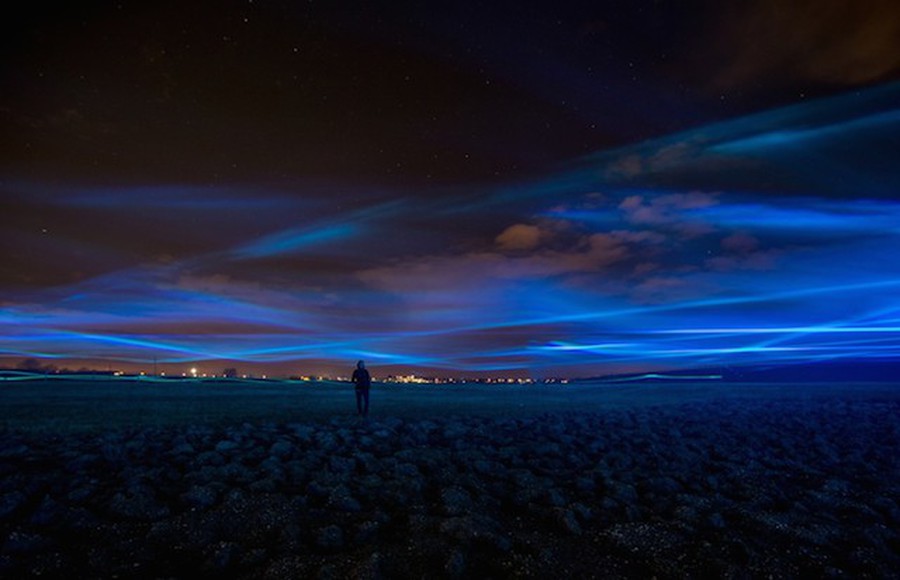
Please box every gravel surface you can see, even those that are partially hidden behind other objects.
[1,386,899,578]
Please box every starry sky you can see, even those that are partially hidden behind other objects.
[2,0,900,377]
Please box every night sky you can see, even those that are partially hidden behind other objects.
[3,0,900,377]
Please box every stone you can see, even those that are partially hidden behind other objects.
[0,442,29,460]
[108,486,170,521]
[212,542,239,570]
[196,450,225,467]
[2,531,50,555]
[556,509,582,535]
[269,440,294,459]
[329,488,362,513]
[444,549,467,579]
[328,455,356,475]
[316,525,344,551]
[0,491,28,520]
[543,488,567,507]
[707,512,726,529]
[182,485,218,510]
[355,520,381,544]
[215,439,240,453]
[394,462,420,479]
[441,486,474,516]
[28,496,63,527]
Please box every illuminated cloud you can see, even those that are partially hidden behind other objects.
[495,224,543,251]
[593,82,900,198]
[618,192,718,237]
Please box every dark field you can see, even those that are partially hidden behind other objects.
[1,379,898,578]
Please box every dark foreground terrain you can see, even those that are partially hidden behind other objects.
[1,381,899,578]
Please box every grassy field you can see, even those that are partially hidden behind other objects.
[1,375,897,433]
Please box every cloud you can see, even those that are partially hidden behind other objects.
[605,141,698,180]
[704,0,900,90]
[618,192,718,237]
[721,232,759,254]
[631,276,694,305]
[359,228,642,295]
[706,233,779,273]
[495,224,543,251]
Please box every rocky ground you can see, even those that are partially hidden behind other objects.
[1,396,899,578]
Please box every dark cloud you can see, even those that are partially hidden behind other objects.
[699,0,900,92]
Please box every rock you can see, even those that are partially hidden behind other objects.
[610,482,638,503]
[329,487,362,512]
[263,556,311,579]
[2,531,51,555]
[248,477,279,493]
[575,476,596,494]
[542,488,567,507]
[329,455,355,475]
[215,440,240,453]
[0,491,28,520]
[269,440,293,459]
[624,504,642,522]
[222,461,254,484]
[533,442,562,457]
[394,462,420,479]
[444,549,467,578]
[707,512,726,529]
[108,486,170,521]
[316,525,344,551]
[473,460,498,476]
[28,496,63,527]
[258,453,280,470]
[0,442,29,460]
[307,480,332,501]
[571,502,594,522]
[354,451,379,474]
[649,476,682,495]
[439,515,500,546]
[314,432,339,451]
[64,453,101,472]
[61,507,100,532]
[355,520,381,544]
[821,478,851,495]
[182,485,218,510]
[241,548,268,568]
[196,450,225,467]
[556,508,582,535]
[170,442,195,456]
[100,441,125,463]
[211,542,239,570]
[351,552,384,580]
[673,504,699,524]
[289,424,315,441]
[441,486,474,516]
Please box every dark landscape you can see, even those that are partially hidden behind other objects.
[3,2,900,577]
[1,378,898,578]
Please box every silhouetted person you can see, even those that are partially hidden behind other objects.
[351,360,371,417]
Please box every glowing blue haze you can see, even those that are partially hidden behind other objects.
[2,83,899,374]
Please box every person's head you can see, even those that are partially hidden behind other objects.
[357,360,365,369]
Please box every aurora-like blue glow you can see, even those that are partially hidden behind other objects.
[2,84,899,375]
